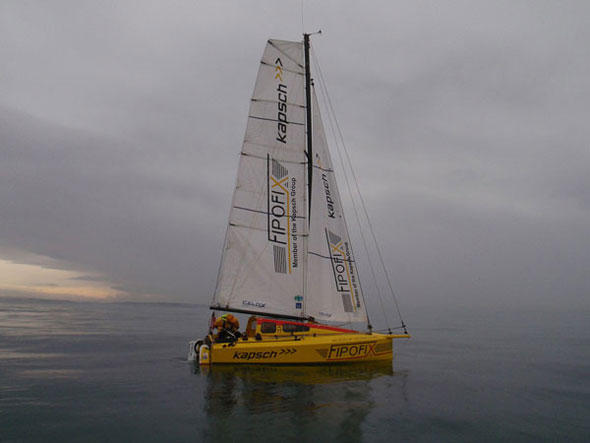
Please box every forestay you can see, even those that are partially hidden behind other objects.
[212,40,308,318]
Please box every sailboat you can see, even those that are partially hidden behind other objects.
[189,35,409,365]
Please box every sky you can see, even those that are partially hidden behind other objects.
[1,1,589,313]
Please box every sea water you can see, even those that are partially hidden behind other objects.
[0,297,588,442]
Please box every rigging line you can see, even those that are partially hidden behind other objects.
[313,50,407,332]
[311,56,388,330]
[373,326,407,332]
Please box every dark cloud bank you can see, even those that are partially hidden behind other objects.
[1,1,588,311]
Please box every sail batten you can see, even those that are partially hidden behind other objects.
[312,165,335,173]
[240,151,306,164]
[233,205,307,219]
[248,115,305,125]
[252,98,306,107]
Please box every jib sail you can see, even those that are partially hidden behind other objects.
[305,89,368,324]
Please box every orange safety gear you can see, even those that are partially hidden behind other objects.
[214,314,239,331]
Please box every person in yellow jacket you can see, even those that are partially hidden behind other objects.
[213,314,240,343]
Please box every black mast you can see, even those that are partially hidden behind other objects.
[304,33,313,225]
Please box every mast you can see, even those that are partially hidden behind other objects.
[304,33,313,225]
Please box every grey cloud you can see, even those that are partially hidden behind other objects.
[1,1,589,310]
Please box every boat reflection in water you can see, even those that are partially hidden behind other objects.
[196,361,394,384]
[194,362,404,440]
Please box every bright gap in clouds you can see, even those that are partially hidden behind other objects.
[0,254,122,301]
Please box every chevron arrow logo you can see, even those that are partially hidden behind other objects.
[278,348,297,355]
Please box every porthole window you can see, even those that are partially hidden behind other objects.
[282,323,310,333]
[260,322,276,333]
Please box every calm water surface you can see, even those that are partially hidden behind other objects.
[0,297,588,442]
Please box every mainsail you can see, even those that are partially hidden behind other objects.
[212,38,368,324]
[212,40,308,318]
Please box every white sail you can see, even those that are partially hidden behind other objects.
[212,40,308,318]
[305,89,368,324]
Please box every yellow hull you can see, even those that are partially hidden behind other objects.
[209,332,405,364]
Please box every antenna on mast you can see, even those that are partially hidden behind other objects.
[301,0,304,34]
